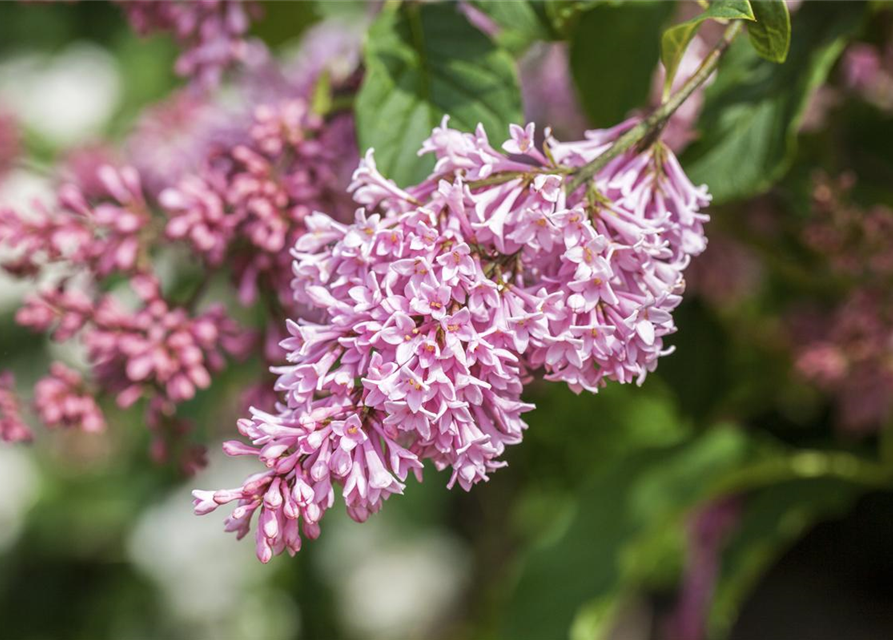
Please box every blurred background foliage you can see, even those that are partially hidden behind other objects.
[2,1,893,640]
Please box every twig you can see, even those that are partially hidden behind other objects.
[565,21,743,195]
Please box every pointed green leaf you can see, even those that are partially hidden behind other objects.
[570,1,676,127]
[355,2,523,187]
[661,0,756,93]
[747,0,792,63]
[684,1,866,203]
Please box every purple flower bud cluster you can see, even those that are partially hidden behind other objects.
[842,42,893,111]
[0,85,357,469]
[160,99,356,308]
[118,0,265,88]
[34,362,106,433]
[194,116,711,562]
[0,165,149,278]
[792,173,893,432]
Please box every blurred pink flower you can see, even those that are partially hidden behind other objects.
[34,362,106,433]
[118,0,267,88]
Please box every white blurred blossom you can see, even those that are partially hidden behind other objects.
[0,447,40,552]
[317,517,472,640]
[0,43,121,146]
[128,453,299,639]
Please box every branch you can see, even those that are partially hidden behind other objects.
[565,20,743,195]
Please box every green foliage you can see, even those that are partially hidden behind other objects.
[467,0,557,55]
[251,0,319,48]
[747,0,792,63]
[504,427,758,640]
[661,0,755,95]
[708,478,861,637]
[543,0,601,38]
[355,2,523,186]
[505,421,885,640]
[570,2,676,127]
[684,1,866,203]
[310,0,367,21]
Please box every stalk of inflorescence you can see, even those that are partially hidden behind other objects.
[565,20,744,194]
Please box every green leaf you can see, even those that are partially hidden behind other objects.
[544,0,600,38]
[570,2,676,127]
[661,0,755,93]
[683,1,866,203]
[355,2,523,187]
[311,0,367,21]
[504,427,754,640]
[747,0,791,63]
[468,0,556,55]
[708,478,861,637]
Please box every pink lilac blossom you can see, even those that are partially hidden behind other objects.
[0,165,149,278]
[794,291,893,432]
[0,372,32,444]
[60,144,122,200]
[791,173,893,432]
[841,41,893,112]
[194,116,711,562]
[1,162,255,462]
[160,98,356,308]
[0,29,360,465]
[81,275,255,410]
[10,274,255,462]
[118,0,266,88]
[126,91,232,198]
[34,362,106,433]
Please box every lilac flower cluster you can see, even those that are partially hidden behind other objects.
[0,33,357,469]
[842,42,893,111]
[160,99,355,308]
[34,363,106,434]
[0,160,255,464]
[792,173,893,432]
[118,0,265,88]
[19,0,268,89]
[0,165,149,278]
[194,117,711,562]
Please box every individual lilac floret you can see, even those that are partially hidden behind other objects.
[195,116,711,562]
[34,363,106,434]
[0,372,32,444]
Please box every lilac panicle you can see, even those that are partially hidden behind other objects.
[195,116,711,562]
[34,363,106,434]
[160,97,356,308]
[791,173,893,432]
[118,0,266,89]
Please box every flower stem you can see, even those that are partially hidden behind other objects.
[564,20,743,195]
